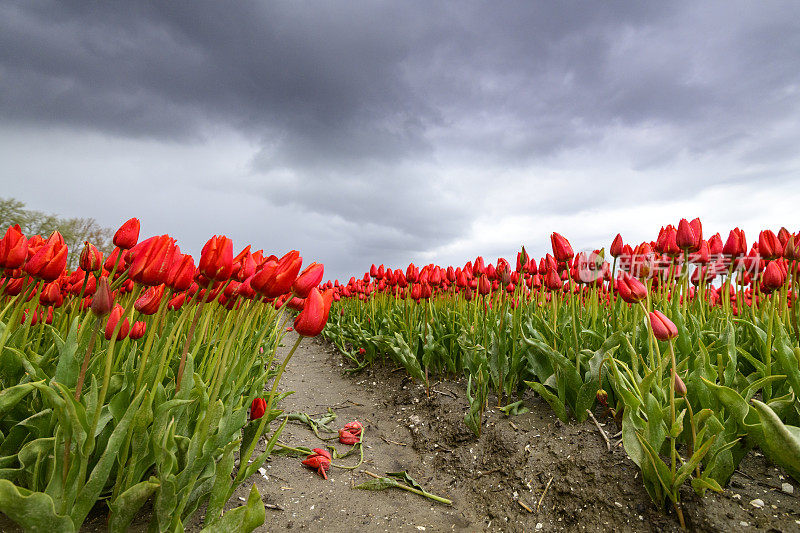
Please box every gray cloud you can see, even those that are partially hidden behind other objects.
[1,1,799,280]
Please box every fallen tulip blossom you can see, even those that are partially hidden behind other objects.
[302,448,332,479]
[338,420,363,445]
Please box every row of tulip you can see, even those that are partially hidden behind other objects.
[0,219,332,532]
[322,220,800,527]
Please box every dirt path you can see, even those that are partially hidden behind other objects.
[191,331,800,532]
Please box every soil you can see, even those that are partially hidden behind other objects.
[190,331,800,532]
[4,331,799,532]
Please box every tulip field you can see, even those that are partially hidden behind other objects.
[0,219,331,531]
[1,217,799,531]
[322,221,800,528]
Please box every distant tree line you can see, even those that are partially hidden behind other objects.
[0,197,113,270]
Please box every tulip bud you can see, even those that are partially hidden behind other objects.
[596,389,608,406]
[79,241,104,272]
[674,373,687,396]
[649,310,678,341]
[550,232,574,262]
[113,218,140,250]
[250,397,267,420]
[676,218,698,251]
[91,276,114,317]
[610,234,624,258]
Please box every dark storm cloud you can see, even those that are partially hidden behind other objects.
[1,1,799,279]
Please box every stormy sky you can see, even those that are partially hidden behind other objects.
[2,1,799,281]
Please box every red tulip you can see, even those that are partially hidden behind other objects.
[338,420,363,445]
[708,233,723,256]
[105,304,130,341]
[477,275,491,295]
[761,261,786,293]
[130,321,147,340]
[778,227,791,246]
[0,225,28,269]
[610,234,624,258]
[250,251,303,298]
[114,218,140,250]
[758,230,782,260]
[301,448,332,479]
[250,397,267,420]
[128,235,176,286]
[199,235,233,282]
[39,280,62,306]
[294,288,332,337]
[79,241,104,272]
[135,284,165,315]
[615,272,647,304]
[91,276,113,316]
[656,225,680,256]
[676,218,701,252]
[166,252,195,291]
[649,310,678,341]
[551,233,574,263]
[722,228,747,258]
[232,245,257,282]
[292,262,324,299]
[23,232,67,281]
[544,268,562,291]
[167,292,186,311]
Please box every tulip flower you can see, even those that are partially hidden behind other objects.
[294,288,332,337]
[615,272,647,304]
[758,230,782,260]
[722,228,747,258]
[129,321,147,340]
[761,261,786,293]
[232,245,257,282]
[610,234,624,258]
[128,235,176,286]
[167,292,186,311]
[676,218,700,252]
[544,268,562,291]
[301,448,332,479]
[338,420,363,445]
[292,262,324,299]
[23,232,67,281]
[199,235,233,282]
[250,398,267,421]
[250,251,303,298]
[105,304,130,340]
[0,224,28,269]
[113,217,140,250]
[79,241,103,272]
[550,233,574,263]
[135,284,165,315]
[39,280,62,306]
[166,252,195,291]
[649,310,678,341]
